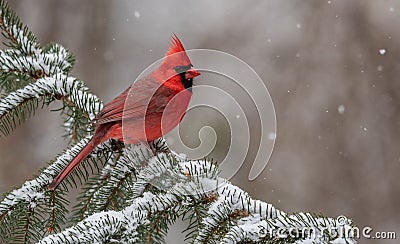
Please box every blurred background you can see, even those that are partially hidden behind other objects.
[1,0,400,243]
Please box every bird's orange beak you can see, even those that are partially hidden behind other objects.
[186,68,200,79]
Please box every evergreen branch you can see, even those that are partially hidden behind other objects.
[0,180,69,243]
[72,144,151,222]
[39,190,184,243]
[67,141,117,208]
[131,153,181,198]
[0,74,102,136]
[39,210,125,243]
[0,71,32,94]
[42,43,75,75]
[220,212,355,243]
[194,181,283,243]
[38,150,355,243]
[61,101,93,143]
[0,137,90,219]
[100,167,128,211]
[0,44,74,77]
[22,206,33,244]
[0,204,27,243]
[70,141,119,222]
[182,202,208,242]
[48,191,56,233]
[0,0,39,54]
[0,90,49,136]
[0,40,74,94]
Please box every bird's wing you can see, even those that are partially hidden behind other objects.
[93,77,172,125]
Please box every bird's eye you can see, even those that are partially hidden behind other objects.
[174,64,193,74]
[174,66,185,74]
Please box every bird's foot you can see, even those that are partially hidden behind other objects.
[110,139,125,152]
[149,138,170,155]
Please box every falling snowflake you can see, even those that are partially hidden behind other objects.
[338,105,345,114]
[267,132,276,140]
[134,11,141,19]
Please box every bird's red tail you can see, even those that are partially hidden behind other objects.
[48,139,98,190]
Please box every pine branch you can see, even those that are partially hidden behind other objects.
[0,0,39,54]
[38,150,356,243]
[0,74,102,136]
[0,137,90,218]
[0,0,94,143]
[0,136,105,243]
[71,144,148,222]
[0,71,32,94]
[0,48,71,77]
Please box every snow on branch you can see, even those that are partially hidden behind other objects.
[0,1,98,139]
[38,146,356,243]
[0,136,90,218]
[0,0,39,54]
[220,212,355,243]
[71,144,152,221]
[0,74,102,135]
[0,43,74,76]
[40,210,125,243]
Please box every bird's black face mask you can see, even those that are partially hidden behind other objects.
[174,64,193,91]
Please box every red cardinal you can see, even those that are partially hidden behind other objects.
[49,35,200,190]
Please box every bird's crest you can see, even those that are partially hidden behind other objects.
[162,34,191,67]
[166,34,186,56]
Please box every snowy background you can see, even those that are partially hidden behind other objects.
[1,0,399,243]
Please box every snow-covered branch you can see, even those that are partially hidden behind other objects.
[0,136,90,218]
[39,145,356,243]
[0,0,39,55]
[0,44,73,76]
[0,74,102,136]
[0,75,102,118]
